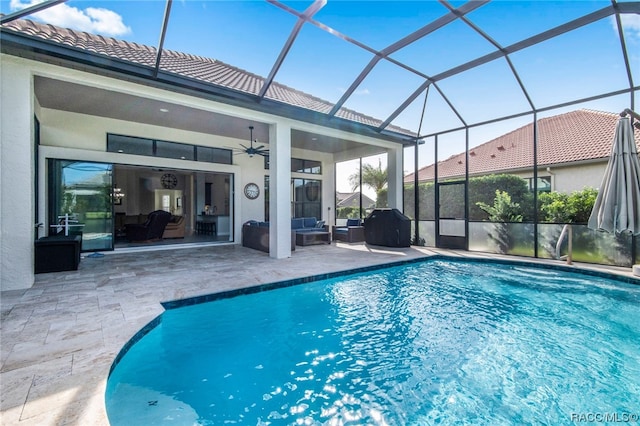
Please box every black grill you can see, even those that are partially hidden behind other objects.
[364,208,411,247]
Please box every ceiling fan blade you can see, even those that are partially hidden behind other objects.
[239,143,250,150]
[254,145,265,150]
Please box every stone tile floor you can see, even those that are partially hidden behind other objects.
[1,242,637,425]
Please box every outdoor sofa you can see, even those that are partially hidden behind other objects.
[242,217,327,252]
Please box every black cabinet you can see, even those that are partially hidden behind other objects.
[35,235,81,273]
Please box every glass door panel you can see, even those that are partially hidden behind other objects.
[437,181,467,249]
[48,160,114,251]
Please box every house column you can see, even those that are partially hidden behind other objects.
[1,59,34,290]
[269,123,292,258]
[386,146,404,210]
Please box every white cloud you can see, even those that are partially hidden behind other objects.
[621,14,640,40]
[10,0,131,37]
[611,14,640,42]
[338,87,371,96]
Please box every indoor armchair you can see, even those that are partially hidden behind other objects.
[125,210,171,242]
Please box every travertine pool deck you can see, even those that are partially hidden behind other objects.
[1,242,637,425]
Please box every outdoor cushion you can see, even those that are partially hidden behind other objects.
[291,218,305,229]
[303,217,317,228]
[346,218,362,227]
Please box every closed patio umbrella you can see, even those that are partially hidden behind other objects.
[588,116,640,235]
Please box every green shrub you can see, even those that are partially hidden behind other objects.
[476,190,523,253]
[468,174,531,221]
[403,174,597,225]
[336,206,359,219]
[404,174,530,221]
[538,187,597,223]
[476,190,523,223]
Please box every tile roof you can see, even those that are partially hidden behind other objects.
[405,109,640,182]
[336,192,376,209]
[1,18,413,136]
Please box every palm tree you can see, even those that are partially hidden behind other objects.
[348,159,387,196]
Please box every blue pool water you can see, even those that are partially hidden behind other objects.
[105,259,640,425]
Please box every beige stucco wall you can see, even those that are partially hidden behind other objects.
[1,57,35,291]
[547,162,606,193]
[509,161,606,193]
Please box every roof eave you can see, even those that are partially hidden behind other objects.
[0,29,416,146]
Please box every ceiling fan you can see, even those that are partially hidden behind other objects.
[233,126,269,158]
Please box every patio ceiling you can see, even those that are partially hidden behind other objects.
[33,76,371,154]
[2,0,639,146]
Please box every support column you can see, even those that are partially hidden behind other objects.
[386,146,404,210]
[269,123,292,258]
[1,59,34,290]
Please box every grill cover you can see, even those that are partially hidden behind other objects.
[364,208,411,247]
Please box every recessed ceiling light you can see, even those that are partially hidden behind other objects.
[311,137,318,141]
[160,108,169,113]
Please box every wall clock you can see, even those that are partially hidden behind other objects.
[244,182,260,200]
[161,173,178,189]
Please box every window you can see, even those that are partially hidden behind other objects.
[107,134,232,165]
[156,140,194,161]
[197,146,232,164]
[292,178,322,218]
[528,176,551,192]
[264,156,321,174]
[291,158,321,174]
[264,176,322,221]
[107,134,154,156]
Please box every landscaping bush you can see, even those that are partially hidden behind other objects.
[336,206,359,219]
[468,174,531,221]
[476,190,524,253]
[538,187,597,223]
[403,174,531,221]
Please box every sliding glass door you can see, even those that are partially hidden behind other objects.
[48,160,114,251]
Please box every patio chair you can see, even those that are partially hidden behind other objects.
[332,218,365,243]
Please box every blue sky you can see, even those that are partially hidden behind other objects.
[3,0,639,181]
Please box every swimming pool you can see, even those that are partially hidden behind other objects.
[105,258,640,425]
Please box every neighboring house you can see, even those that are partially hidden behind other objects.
[404,109,640,193]
[336,192,376,210]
